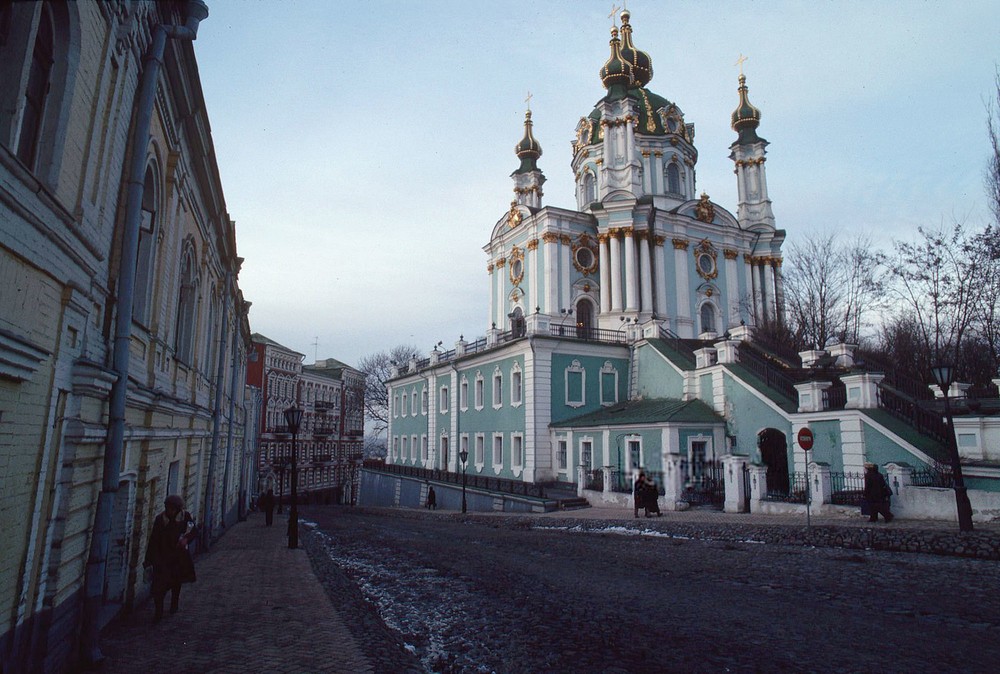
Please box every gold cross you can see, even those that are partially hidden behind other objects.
[525,91,532,111]
[609,3,620,26]
[735,53,748,75]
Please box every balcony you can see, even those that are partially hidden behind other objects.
[312,426,335,438]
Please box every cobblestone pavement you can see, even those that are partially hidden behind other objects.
[302,506,1000,674]
[97,512,373,674]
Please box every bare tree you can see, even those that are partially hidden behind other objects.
[987,66,1000,224]
[357,344,421,437]
[782,234,886,349]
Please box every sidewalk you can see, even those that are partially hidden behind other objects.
[98,512,373,674]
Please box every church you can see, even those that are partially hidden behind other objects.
[376,10,999,520]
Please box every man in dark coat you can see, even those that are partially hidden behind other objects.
[633,471,646,518]
[144,495,197,621]
[863,463,894,523]
[259,488,276,526]
[426,486,437,510]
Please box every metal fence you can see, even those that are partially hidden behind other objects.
[362,460,548,498]
[585,469,604,492]
[909,466,954,488]
[830,471,865,506]
[760,471,807,503]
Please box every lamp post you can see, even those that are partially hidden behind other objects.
[459,447,469,513]
[284,405,304,548]
[931,363,974,532]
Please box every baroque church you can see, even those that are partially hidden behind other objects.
[373,11,999,519]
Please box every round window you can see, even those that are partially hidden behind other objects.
[698,253,715,275]
[575,247,594,269]
[510,258,523,285]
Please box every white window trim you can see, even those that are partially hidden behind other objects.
[512,432,524,477]
[492,366,503,410]
[440,386,449,413]
[401,392,408,418]
[556,438,568,472]
[421,388,428,415]
[391,436,399,461]
[411,435,418,464]
[510,363,523,408]
[599,361,619,406]
[565,359,586,408]
[578,437,594,471]
[627,435,644,473]
[492,433,504,474]
[421,434,428,464]
[440,433,450,469]
[474,433,486,470]
[460,375,469,411]
[410,387,417,416]
[401,435,408,461]
[474,372,485,411]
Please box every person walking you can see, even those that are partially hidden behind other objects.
[143,495,197,622]
[863,462,894,523]
[633,471,646,518]
[645,476,662,517]
[426,486,437,510]
[259,488,276,526]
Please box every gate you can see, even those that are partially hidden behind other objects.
[742,464,752,513]
[680,458,724,508]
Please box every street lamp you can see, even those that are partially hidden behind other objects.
[459,447,469,513]
[284,405,304,548]
[931,363,974,532]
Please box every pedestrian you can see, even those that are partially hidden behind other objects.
[633,471,646,518]
[863,462,894,523]
[426,486,437,510]
[259,488,275,526]
[645,476,662,517]
[143,495,197,622]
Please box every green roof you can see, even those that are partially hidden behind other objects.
[550,398,723,429]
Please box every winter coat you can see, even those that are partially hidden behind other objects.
[144,509,197,592]
[863,469,892,504]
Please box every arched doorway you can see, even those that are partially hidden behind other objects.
[509,307,525,337]
[575,298,594,339]
[757,428,788,495]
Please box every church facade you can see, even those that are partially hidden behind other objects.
[382,11,999,517]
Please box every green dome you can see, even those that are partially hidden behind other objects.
[731,74,763,144]
[618,10,652,88]
[513,109,542,174]
[599,27,631,95]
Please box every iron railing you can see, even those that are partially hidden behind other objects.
[909,466,954,488]
[549,325,628,344]
[760,471,807,503]
[877,386,949,444]
[830,471,865,506]
[749,329,803,367]
[825,382,847,410]
[656,327,697,367]
[363,460,549,498]
[737,342,800,402]
[585,469,604,492]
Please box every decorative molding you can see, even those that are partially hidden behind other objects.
[695,193,715,223]
[526,238,539,251]
[672,238,689,250]
[0,329,51,382]
[694,239,719,280]
[653,235,666,247]
[608,227,621,237]
[559,234,572,245]
[487,263,494,273]
[542,233,560,244]
[621,227,634,238]
[597,233,610,244]
[723,248,739,260]
[495,257,506,268]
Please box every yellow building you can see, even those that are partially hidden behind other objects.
[0,2,251,671]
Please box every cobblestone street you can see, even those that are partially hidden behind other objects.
[302,506,1000,674]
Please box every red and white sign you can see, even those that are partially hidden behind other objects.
[797,427,814,451]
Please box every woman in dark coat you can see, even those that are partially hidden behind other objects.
[633,471,647,518]
[863,463,894,523]
[144,495,197,621]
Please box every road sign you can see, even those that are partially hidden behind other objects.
[797,427,814,451]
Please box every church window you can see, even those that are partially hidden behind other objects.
[557,440,568,470]
[492,367,503,409]
[174,246,198,365]
[460,376,469,411]
[512,434,523,468]
[575,246,594,269]
[510,306,525,337]
[666,162,681,195]
[583,171,597,204]
[511,364,522,407]
[440,386,449,413]
[475,434,485,466]
[565,360,586,408]
[580,440,593,470]
[474,372,484,410]
[700,303,717,335]
[492,434,504,469]
[600,362,619,406]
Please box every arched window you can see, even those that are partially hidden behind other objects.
[15,3,53,169]
[510,306,525,337]
[134,165,158,324]
[666,162,681,195]
[575,297,594,339]
[583,171,597,204]
[174,246,198,364]
[700,302,716,335]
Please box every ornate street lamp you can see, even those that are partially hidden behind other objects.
[459,447,469,514]
[931,363,974,532]
[284,405,304,548]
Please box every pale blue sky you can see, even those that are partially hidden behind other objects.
[193,0,1000,367]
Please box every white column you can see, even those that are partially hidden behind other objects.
[609,230,623,312]
[544,236,558,314]
[599,233,611,314]
[725,251,739,328]
[623,228,638,312]
[653,235,667,317]
[652,152,663,194]
[639,233,653,313]
[495,260,505,327]
[528,242,538,314]
[764,260,776,322]
[673,241,691,335]
[750,258,763,322]
[560,237,572,313]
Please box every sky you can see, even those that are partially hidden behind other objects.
[192,0,1000,369]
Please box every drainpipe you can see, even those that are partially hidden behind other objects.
[80,2,209,666]
[203,268,231,546]
[221,293,245,527]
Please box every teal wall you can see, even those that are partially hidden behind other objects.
[862,421,931,470]
[810,420,843,471]
[634,344,684,398]
[549,353,629,424]
[723,371,790,463]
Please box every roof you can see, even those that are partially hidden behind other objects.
[550,398,724,429]
[250,333,303,356]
